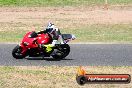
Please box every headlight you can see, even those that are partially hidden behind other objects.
[23,42,29,46]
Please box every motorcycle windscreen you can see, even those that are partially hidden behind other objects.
[37,33,52,44]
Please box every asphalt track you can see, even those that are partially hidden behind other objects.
[0,44,132,66]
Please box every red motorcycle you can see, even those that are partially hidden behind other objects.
[12,31,75,59]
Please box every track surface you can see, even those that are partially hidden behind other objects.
[0,44,132,66]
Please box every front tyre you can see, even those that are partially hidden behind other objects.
[12,45,26,59]
[52,44,70,59]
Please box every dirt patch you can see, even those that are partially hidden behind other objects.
[0,6,131,31]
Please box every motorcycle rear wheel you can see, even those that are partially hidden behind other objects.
[52,44,70,59]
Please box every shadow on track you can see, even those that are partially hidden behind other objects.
[25,57,73,61]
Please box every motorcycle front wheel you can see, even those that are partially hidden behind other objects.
[12,45,27,59]
[52,44,70,59]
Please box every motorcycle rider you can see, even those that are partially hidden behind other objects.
[37,22,64,52]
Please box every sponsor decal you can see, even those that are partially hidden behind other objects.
[76,66,131,85]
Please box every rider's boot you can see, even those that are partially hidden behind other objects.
[58,35,64,44]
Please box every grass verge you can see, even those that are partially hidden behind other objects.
[0,66,131,88]
[1,24,132,43]
[0,0,132,7]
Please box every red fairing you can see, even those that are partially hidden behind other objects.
[20,31,52,54]
[21,32,34,45]
[37,33,51,44]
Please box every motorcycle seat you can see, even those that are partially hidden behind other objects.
[62,34,72,40]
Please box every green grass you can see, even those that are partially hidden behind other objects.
[0,29,26,42]
[109,0,132,5]
[62,24,132,43]
[1,24,132,43]
[0,0,103,7]
[0,0,132,7]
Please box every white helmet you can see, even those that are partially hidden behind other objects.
[45,22,55,33]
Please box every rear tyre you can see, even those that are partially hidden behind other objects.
[52,44,70,60]
[12,45,26,59]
